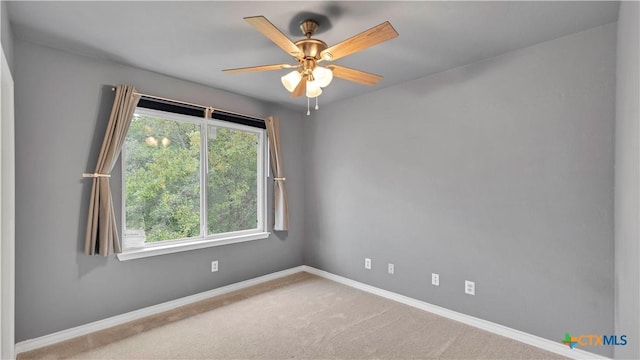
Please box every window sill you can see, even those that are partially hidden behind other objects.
[116,232,271,261]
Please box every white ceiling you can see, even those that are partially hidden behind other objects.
[7,1,619,110]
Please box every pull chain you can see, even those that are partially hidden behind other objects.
[306,97,310,116]
[315,96,319,110]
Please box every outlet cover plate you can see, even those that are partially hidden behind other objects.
[432,273,439,286]
[364,258,372,270]
[465,280,475,295]
[211,260,218,272]
[388,263,395,274]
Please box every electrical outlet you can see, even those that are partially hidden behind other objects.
[465,280,475,295]
[432,273,440,286]
[388,263,395,274]
[364,258,372,270]
[211,260,218,272]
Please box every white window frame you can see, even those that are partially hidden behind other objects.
[118,107,269,261]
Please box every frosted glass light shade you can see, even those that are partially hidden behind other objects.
[312,66,333,88]
[281,71,302,92]
[306,80,322,98]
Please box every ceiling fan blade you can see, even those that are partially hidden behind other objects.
[328,65,383,86]
[321,21,398,62]
[222,64,298,74]
[291,77,306,97]
[244,16,303,59]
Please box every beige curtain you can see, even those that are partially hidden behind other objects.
[265,116,289,231]
[84,84,141,255]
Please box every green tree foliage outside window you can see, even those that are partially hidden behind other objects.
[124,114,259,245]
[207,126,258,235]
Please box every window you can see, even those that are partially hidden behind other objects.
[119,106,268,260]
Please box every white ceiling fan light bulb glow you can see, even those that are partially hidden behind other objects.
[145,136,158,147]
[281,70,302,92]
[306,80,322,98]
[312,66,333,88]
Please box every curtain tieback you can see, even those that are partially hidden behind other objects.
[82,173,111,178]
[274,177,286,181]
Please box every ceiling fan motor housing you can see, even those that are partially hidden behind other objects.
[294,39,328,61]
[295,19,328,79]
[295,19,328,72]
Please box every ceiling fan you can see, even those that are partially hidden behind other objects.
[222,15,398,112]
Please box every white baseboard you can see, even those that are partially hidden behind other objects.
[301,266,609,360]
[14,266,306,355]
[16,265,609,360]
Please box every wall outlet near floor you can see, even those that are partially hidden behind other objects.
[432,273,440,286]
[364,258,372,270]
[211,260,218,272]
[465,280,475,295]
[388,263,395,274]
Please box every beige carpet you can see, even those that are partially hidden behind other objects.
[18,272,567,360]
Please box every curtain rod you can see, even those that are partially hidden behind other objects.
[111,87,266,121]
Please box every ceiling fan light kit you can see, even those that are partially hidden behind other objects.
[223,15,398,115]
[312,66,333,87]
[305,79,323,98]
[281,70,302,92]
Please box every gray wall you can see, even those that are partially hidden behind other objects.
[13,39,305,342]
[0,0,13,72]
[10,9,629,358]
[304,23,616,357]
[614,2,640,359]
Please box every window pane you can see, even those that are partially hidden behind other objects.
[207,125,258,234]
[124,115,201,245]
